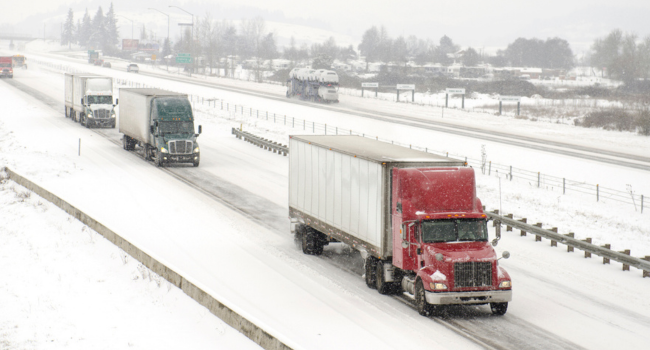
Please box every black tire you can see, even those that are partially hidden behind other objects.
[71,111,76,122]
[80,113,86,127]
[364,257,377,289]
[123,135,133,150]
[415,279,433,316]
[193,161,199,167]
[301,227,323,255]
[490,302,508,316]
[156,151,163,167]
[111,121,116,129]
[376,261,393,295]
[64,107,68,118]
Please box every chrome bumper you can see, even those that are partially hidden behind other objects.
[426,289,512,305]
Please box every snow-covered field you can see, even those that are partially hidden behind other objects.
[1,41,649,349]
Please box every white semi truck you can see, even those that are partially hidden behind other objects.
[64,73,117,128]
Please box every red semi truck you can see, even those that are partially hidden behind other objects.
[0,57,13,78]
[289,136,512,316]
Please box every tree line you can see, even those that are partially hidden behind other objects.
[590,29,650,83]
[61,3,119,53]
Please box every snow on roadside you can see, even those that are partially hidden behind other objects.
[0,173,261,350]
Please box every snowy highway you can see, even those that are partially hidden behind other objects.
[1,50,649,349]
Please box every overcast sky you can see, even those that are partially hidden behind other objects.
[3,0,649,54]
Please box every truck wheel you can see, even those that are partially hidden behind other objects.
[415,279,433,316]
[156,151,164,167]
[193,161,200,167]
[80,113,86,127]
[111,121,116,129]
[123,136,133,150]
[364,257,377,289]
[64,107,68,118]
[301,227,323,255]
[376,261,394,295]
[490,302,508,316]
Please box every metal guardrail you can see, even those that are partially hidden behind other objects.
[232,128,288,156]
[487,210,650,278]
[229,129,650,278]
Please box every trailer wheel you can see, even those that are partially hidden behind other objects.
[364,257,377,289]
[490,302,508,316]
[415,279,433,316]
[80,113,86,127]
[376,261,394,295]
[64,107,68,118]
[301,227,323,255]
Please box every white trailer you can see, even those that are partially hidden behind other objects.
[64,73,116,128]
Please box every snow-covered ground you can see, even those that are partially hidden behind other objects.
[1,42,649,349]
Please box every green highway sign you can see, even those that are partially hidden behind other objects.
[176,53,191,63]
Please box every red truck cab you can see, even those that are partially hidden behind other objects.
[0,57,13,78]
[391,167,512,316]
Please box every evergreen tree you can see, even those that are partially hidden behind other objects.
[104,3,119,53]
[90,7,106,50]
[62,8,74,48]
[161,38,172,58]
[79,9,92,48]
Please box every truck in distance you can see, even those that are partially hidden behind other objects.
[64,73,117,128]
[12,55,27,69]
[289,136,512,316]
[119,88,202,167]
[286,68,339,103]
[0,57,13,78]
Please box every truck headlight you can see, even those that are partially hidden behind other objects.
[161,147,168,153]
[430,282,447,290]
[87,112,94,118]
[193,146,200,153]
[499,281,511,288]
[111,112,116,118]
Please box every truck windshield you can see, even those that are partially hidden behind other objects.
[87,96,113,104]
[0,63,10,68]
[160,121,194,134]
[421,219,488,243]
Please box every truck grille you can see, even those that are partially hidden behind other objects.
[454,262,492,288]
[169,140,193,154]
[94,109,110,118]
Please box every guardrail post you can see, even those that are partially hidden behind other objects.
[519,218,527,236]
[643,256,650,278]
[505,214,513,231]
[642,195,644,213]
[583,238,592,258]
[550,227,558,247]
[509,166,512,181]
[538,172,540,187]
[565,233,574,252]
[597,184,599,202]
[563,178,566,194]
[602,244,611,264]
[488,161,492,175]
[534,223,542,241]
[619,250,631,271]
[491,210,499,226]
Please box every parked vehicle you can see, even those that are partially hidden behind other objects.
[287,68,339,103]
[64,73,117,128]
[289,136,512,316]
[0,57,13,78]
[119,88,201,167]
[127,63,139,73]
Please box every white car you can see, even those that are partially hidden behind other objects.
[127,64,139,73]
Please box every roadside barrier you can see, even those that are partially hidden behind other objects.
[2,166,293,350]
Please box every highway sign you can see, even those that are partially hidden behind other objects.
[499,96,521,102]
[396,84,415,90]
[176,53,191,63]
[362,82,379,88]
[446,88,465,94]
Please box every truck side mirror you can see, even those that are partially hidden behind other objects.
[198,125,202,134]
[150,125,154,134]
[80,98,84,105]
[115,98,118,105]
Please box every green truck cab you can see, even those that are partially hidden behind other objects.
[119,88,202,167]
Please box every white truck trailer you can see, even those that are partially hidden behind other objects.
[64,73,117,128]
[119,88,202,167]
